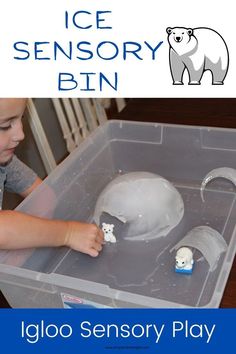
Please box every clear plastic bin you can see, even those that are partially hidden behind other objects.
[0,120,236,308]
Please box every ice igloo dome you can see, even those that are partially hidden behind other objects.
[93,172,184,241]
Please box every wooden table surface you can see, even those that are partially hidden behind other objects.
[116,98,236,128]
[0,98,235,308]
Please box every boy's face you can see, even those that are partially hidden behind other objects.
[0,98,26,165]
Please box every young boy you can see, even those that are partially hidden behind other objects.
[0,98,104,257]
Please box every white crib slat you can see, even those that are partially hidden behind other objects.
[27,99,57,174]
[71,98,89,138]
[92,98,108,124]
[51,98,76,153]
[79,98,98,131]
[115,98,126,112]
[61,98,83,146]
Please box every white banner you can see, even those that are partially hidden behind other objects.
[0,0,234,97]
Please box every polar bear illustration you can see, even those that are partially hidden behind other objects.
[166,27,229,85]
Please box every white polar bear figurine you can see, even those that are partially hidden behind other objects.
[175,247,194,274]
[166,27,229,85]
[102,223,117,243]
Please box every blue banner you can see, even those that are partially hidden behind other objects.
[0,309,234,353]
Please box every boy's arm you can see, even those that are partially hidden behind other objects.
[0,210,104,257]
[3,161,104,256]
[19,177,42,198]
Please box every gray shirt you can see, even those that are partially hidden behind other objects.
[0,155,37,209]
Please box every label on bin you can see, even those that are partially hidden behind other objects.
[61,293,110,309]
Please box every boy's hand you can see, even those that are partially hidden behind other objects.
[65,221,104,257]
